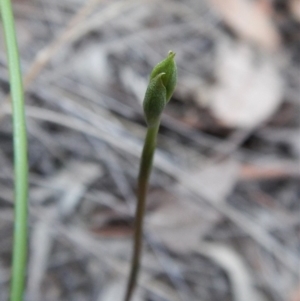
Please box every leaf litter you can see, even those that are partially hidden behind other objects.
[0,0,299,301]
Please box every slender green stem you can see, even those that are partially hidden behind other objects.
[0,1,28,301]
[124,123,160,301]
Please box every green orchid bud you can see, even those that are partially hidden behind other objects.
[150,51,177,102]
[143,73,167,128]
[124,52,177,301]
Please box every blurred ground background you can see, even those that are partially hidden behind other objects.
[0,0,300,300]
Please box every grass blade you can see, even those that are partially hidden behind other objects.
[0,1,29,300]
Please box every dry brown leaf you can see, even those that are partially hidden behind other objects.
[208,42,283,128]
[148,160,238,253]
[289,0,300,22]
[148,191,215,253]
[209,0,280,50]
[289,286,300,301]
[181,159,240,202]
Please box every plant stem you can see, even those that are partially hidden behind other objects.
[124,123,160,301]
[0,1,28,301]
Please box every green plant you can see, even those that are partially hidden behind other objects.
[0,1,29,300]
[124,51,177,301]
